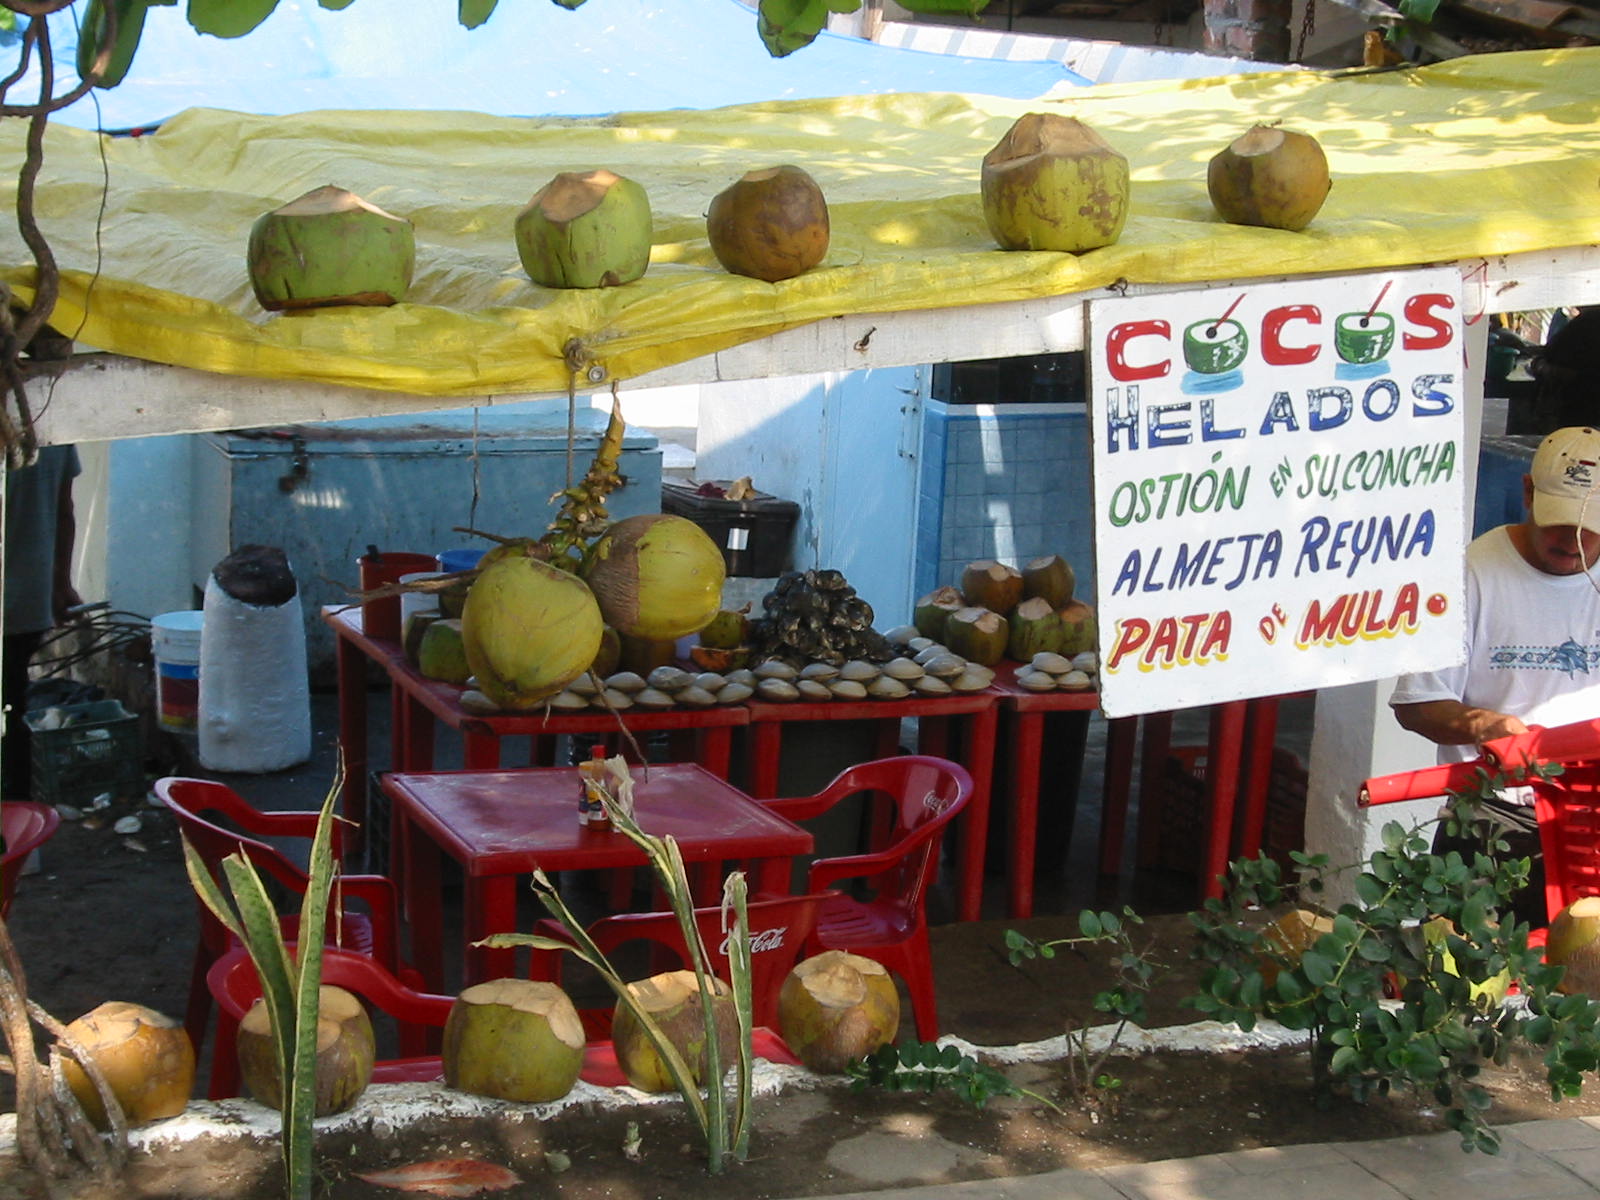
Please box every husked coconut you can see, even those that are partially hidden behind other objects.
[516,169,653,289]
[981,114,1129,253]
[1022,554,1075,609]
[960,560,1024,616]
[443,979,585,1103]
[61,1001,195,1129]
[707,165,830,282]
[584,514,726,642]
[1207,126,1331,232]
[612,971,739,1093]
[779,951,900,1074]
[248,186,415,311]
[236,986,375,1116]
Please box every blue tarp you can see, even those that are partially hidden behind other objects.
[28,0,1084,129]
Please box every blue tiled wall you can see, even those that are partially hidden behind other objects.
[916,400,1096,600]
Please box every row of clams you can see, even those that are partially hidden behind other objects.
[883,626,1098,693]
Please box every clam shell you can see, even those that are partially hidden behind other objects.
[913,675,952,696]
[1070,652,1099,672]
[867,675,911,700]
[604,671,647,695]
[600,688,634,710]
[883,624,921,646]
[913,645,949,666]
[716,681,753,705]
[633,687,676,711]
[1016,669,1058,692]
[460,689,500,715]
[757,678,800,702]
[725,669,757,688]
[567,672,600,697]
[1030,652,1073,676]
[647,666,693,693]
[797,679,833,702]
[949,670,991,692]
[884,657,925,681]
[677,685,717,707]
[754,660,798,681]
[1059,670,1094,691]
[922,653,968,679]
[839,660,880,683]
[694,672,727,691]
[907,637,935,653]
[829,679,869,701]
[547,691,588,712]
[799,661,841,682]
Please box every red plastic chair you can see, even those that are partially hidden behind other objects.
[207,945,800,1095]
[759,755,973,1041]
[157,776,418,1066]
[1,800,61,918]
[530,891,832,1038]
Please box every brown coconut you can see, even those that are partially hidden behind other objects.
[583,514,726,643]
[981,114,1130,253]
[60,1001,195,1129]
[1207,126,1332,233]
[912,586,966,642]
[1058,600,1097,655]
[1022,554,1075,610]
[778,951,900,1074]
[236,986,375,1116]
[442,979,586,1103]
[611,970,739,1094]
[706,165,830,282]
[944,606,1009,667]
[1548,896,1600,996]
[1006,596,1064,661]
[960,560,1024,616]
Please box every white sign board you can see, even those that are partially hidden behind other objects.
[1087,268,1467,718]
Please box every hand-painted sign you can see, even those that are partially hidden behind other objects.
[1087,268,1466,718]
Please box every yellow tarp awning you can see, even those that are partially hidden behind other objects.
[3,48,1597,397]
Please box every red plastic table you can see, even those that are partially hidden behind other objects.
[381,762,813,988]
[324,606,749,857]
[986,666,1101,918]
[744,691,997,922]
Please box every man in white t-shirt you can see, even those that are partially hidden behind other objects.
[1390,425,1600,926]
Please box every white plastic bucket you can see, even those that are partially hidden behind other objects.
[151,610,204,731]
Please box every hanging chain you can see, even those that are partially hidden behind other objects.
[1295,0,1317,62]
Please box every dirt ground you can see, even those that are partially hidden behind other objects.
[9,787,1600,1200]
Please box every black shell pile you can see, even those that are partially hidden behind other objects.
[750,569,894,667]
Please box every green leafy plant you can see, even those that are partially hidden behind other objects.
[1189,758,1600,1154]
[846,1039,1062,1111]
[483,761,756,1173]
[180,772,343,1200]
[1006,906,1158,1104]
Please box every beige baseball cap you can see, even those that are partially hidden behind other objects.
[1531,426,1600,535]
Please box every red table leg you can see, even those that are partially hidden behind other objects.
[465,873,520,984]
[333,632,368,862]
[953,706,998,923]
[1237,697,1280,860]
[399,692,434,771]
[1136,711,1175,866]
[1008,711,1045,919]
[699,727,732,780]
[404,812,445,992]
[1100,717,1139,876]
[463,730,500,770]
[1203,701,1248,901]
[750,723,783,798]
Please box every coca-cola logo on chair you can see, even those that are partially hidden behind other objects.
[721,927,787,956]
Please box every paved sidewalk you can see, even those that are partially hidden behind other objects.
[815,1117,1600,1199]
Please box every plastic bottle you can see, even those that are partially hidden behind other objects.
[578,745,611,830]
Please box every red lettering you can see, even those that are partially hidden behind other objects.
[1106,320,1172,382]
[1199,610,1231,659]
[1149,617,1180,665]
[1261,304,1322,366]
[1107,618,1150,671]
[1402,293,1455,350]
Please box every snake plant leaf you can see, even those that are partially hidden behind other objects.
[187,0,281,37]
[459,0,498,27]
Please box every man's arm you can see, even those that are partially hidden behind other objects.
[1393,699,1529,748]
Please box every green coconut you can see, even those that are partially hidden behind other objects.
[1058,600,1097,655]
[912,586,966,642]
[1006,596,1064,661]
[944,606,1009,667]
[417,618,472,685]
[442,979,586,1103]
[247,185,415,312]
[583,514,726,643]
[461,556,604,710]
[960,559,1024,617]
[981,114,1129,253]
[706,165,831,282]
[516,169,653,289]
[1022,554,1075,610]
[699,609,752,651]
[236,986,374,1116]
[611,970,739,1094]
[778,951,900,1075]
[1547,896,1600,996]
[1207,126,1331,233]
[402,610,442,666]
[1420,916,1512,1006]
[60,1001,195,1129]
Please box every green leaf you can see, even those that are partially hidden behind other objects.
[1078,909,1103,938]
[896,0,989,11]
[1301,950,1335,987]
[1398,0,1441,21]
[551,0,588,9]
[757,0,857,57]
[187,0,281,37]
[318,0,356,8]
[459,0,498,27]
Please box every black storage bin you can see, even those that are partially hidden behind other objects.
[661,481,800,577]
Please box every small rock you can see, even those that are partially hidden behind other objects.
[123,837,149,853]
[54,804,83,821]
[113,815,142,835]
